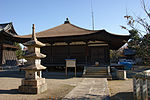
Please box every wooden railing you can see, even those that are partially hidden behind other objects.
[133,70,150,100]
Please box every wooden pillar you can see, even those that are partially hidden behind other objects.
[107,45,110,65]
[104,47,107,65]
[67,42,70,59]
[0,43,2,66]
[50,43,53,63]
[85,41,88,66]
[1,43,3,66]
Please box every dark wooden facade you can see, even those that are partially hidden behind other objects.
[0,23,18,66]
[41,41,110,66]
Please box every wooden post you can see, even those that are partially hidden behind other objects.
[85,41,88,66]
[141,79,148,100]
[133,78,141,100]
[50,43,53,63]
[66,66,67,77]
[107,45,110,65]
[75,67,76,77]
[67,42,70,59]
[0,43,2,66]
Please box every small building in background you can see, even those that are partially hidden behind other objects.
[123,49,136,59]
[0,23,19,67]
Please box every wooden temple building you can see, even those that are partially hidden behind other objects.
[0,19,130,69]
[15,19,130,68]
[0,23,18,66]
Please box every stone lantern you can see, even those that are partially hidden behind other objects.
[18,24,47,94]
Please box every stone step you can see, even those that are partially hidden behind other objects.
[86,70,107,72]
[86,71,107,73]
[83,67,111,80]
[86,69,107,72]
[84,72,108,74]
[86,67,107,69]
[86,71,107,74]
[83,74,112,79]
[86,68,106,70]
[85,73,108,76]
[86,68,107,70]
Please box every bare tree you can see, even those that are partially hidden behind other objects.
[121,0,150,65]
[122,0,150,36]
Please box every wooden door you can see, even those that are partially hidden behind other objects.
[90,47,106,65]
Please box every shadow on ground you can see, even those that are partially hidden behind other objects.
[0,71,83,79]
[0,71,24,78]
[43,72,83,79]
[39,96,110,100]
[110,92,133,100]
[0,89,18,94]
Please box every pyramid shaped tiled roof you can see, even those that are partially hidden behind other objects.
[20,19,99,38]
[11,19,130,50]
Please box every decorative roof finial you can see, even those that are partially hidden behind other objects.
[64,18,70,24]
[32,24,37,41]
[66,18,69,21]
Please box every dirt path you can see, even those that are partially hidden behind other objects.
[0,70,135,100]
[108,79,133,100]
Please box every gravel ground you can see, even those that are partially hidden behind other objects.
[108,79,133,100]
[0,70,135,100]
[0,71,83,100]
[108,65,150,100]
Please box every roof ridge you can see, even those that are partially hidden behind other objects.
[68,23,98,32]
[36,22,99,34]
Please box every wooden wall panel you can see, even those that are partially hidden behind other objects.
[41,45,109,66]
[89,46,109,65]
[41,46,52,65]
[2,49,18,66]
[69,45,86,64]
[0,44,2,66]
[41,46,68,65]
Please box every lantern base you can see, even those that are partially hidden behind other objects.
[18,78,47,94]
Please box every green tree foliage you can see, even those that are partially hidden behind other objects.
[14,42,24,59]
[128,29,140,49]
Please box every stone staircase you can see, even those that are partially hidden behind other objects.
[83,66,112,80]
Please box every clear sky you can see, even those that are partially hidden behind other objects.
[1,0,149,36]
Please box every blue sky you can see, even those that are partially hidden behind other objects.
[1,0,148,36]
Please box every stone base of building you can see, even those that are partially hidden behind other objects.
[117,70,127,80]
[18,78,47,94]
